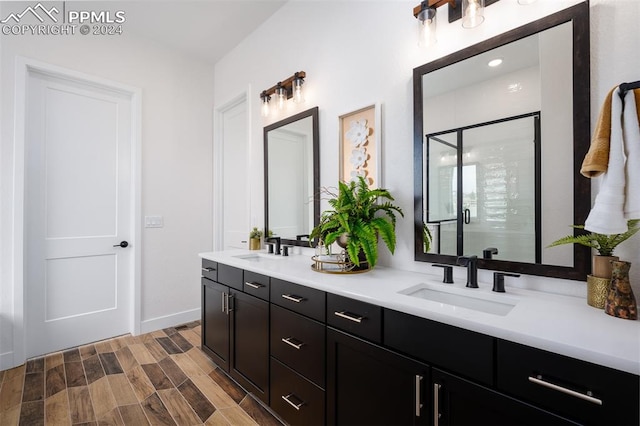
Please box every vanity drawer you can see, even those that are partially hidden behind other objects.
[243,271,270,301]
[271,305,325,387]
[327,293,382,344]
[217,264,243,291]
[271,278,325,322]
[384,308,494,386]
[497,340,639,426]
[270,357,325,426]
[201,259,218,282]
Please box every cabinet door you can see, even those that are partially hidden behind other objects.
[432,369,578,426]
[230,290,270,405]
[201,278,230,372]
[327,328,429,426]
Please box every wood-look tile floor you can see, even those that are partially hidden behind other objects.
[0,321,283,425]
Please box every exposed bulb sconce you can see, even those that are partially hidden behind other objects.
[260,71,306,117]
[462,0,484,28]
[413,0,454,47]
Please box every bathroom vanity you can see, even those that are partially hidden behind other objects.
[199,250,639,426]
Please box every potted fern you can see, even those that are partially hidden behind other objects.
[309,176,403,270]
[548,219,640,278]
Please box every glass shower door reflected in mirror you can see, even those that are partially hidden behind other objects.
[425,113,540,262]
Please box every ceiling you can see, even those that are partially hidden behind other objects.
[98,1,287,65]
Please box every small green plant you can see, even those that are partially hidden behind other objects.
[548,219,640,256]
[309,176,404,269]
[249,227,263,239]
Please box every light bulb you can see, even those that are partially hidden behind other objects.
[276,86,286,110]
[292,77,304,103]
[462,0,485,29]
[417,7,437,47]
[261,95,270,117]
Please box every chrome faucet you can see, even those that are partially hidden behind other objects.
[266,237,281,255]
[457,255,478,288]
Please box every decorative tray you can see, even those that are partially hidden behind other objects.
[310,254,370,274]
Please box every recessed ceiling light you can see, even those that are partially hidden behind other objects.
[488,58,503,67]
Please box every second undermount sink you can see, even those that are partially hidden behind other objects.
[233,253,286,262]
[399,283,518,316]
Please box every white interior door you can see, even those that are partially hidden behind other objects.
[221,100,249,249]
[25,70,133,358]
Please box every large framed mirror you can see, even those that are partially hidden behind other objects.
[413,3,590,280]
[264,107,319,247]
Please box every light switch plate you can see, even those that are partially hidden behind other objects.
[144,215,164,228]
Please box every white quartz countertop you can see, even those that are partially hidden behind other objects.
[200,249,640,375]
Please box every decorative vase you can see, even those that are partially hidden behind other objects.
[249,238,261,250]
[604,260,637,320]
[592,255,619,279]
[586,275,610,309]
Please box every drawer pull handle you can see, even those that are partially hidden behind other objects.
[245,281,264,289]
[528,375,602,406]
[334,311,364,323]
[202,267,216,272]
[282,294,305,303]
[281,337,304,350]
[282,393,304,411]
[415,375,423,417]
[434,383,442,426]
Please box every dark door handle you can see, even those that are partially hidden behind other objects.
[113,241,129,248]
[464,209,471,224]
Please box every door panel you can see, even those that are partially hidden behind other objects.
[25,70,133,358]
[222,100,249,249]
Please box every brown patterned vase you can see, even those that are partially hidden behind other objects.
[604,260,637,320]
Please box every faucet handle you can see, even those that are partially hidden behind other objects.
[282,245,292,256]
[483,247,499,259]
[265,242,274,254]
[432,264,454,284]
[492,272,520,293]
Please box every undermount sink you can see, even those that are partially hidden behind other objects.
[399,283,518,316]
[232,253,285,262]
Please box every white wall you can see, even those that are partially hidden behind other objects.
[0,12,214,368]
[215,0,640,296]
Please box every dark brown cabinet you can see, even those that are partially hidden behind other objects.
[201,260,640,426]
[201,266,269,405]
[327,327,430,426]
[432,368,577,426]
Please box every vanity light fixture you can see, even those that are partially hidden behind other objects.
[259,71,306,117]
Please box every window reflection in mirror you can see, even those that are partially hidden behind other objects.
[413,3,591,280]
[264,107,319,247]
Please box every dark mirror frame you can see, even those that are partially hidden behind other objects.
[264,106,320,247]
[413,2,591,280]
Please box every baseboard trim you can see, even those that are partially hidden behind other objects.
[0,351,17,371]
[139,308,201,335]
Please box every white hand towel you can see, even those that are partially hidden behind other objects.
[585,87,628,234]
[623,91,640,219]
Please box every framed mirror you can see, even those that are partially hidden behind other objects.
[413,3,590,280]
[264,107,319,247]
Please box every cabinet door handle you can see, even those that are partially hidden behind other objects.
[282,294,305,303]
[201,267,216,272]
[245,281,264,289]
[226,294,234,313]
[528,375,602,406]
[221,293,226,313]
[281,393,304,411]
[434,383,441,426]
[281,337,304,350]
[415,375,423,417]
[334,311,364,323]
